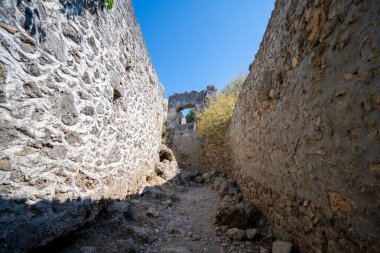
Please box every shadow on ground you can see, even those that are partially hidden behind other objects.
[1,170,284,253]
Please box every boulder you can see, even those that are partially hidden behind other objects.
[218,179,240,197]
[180,171,199,183]
[272,241,293,253]
[212,176,226,191]
[215,202,259,229]
[201,170,217,183]
[116,238,139,253]
[106,202,133,220]
[120,225,154,243]
[246,228,260,240]
[161,246,191,253]
[80,246,97,253]
[166,218,194,237]
[140,186,168,200]
[146,207,159,218]
[155,144,179,180]
[226,228,246,241]
[154,162,179,181]
[194,176,202,183]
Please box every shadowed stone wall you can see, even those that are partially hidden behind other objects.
[0,0,164,251]
[200,126,232,174]
[201,0,380,252]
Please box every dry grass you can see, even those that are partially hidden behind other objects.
[196,75,246,137]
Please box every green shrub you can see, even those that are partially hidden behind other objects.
[196,74,246,137]
[196,93,237,136]
[100,0,114,10]
[185,109,195,123]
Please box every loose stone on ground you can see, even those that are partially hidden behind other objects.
[41,170,287,253]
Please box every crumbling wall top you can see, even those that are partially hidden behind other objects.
[168,85,217,112]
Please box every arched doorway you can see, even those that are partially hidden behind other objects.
[165,86,217,170]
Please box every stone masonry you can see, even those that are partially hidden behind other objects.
[200,126,232,175]
[166,86,216,170]
[0,0,164,251]
[225,0,380,252]
[172,123,202,170]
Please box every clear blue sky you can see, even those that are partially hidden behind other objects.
[131,0,275,98]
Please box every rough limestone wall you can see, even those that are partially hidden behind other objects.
[200,127,232,174]
[0,0,163,251]
[172,123,202,170]
[228,0,380,252]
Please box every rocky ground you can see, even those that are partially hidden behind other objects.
[32,171,294,253]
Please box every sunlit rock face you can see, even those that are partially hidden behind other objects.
[204,0,380,252]
[0,0,164,251]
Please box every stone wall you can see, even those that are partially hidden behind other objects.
[206,0,380,252]
[200,126,232,174]
[0,0,164,251]
[172,123,202,170]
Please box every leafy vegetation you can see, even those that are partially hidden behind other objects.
[101,0,114,10]
[220,74,247,95]
[196,74,247,137]
[196,93,238,136]
[185,109,195,123]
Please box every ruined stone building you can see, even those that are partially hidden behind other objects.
[166,86,216,170]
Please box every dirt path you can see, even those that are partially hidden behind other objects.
[36,171,274,253]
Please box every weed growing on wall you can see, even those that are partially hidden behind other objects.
[196,75,246,137]
[102,0,114,10]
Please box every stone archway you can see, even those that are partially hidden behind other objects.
[166,86,217,170]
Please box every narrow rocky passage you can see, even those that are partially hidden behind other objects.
[34,171,280,253]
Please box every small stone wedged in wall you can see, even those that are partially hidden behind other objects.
[0,0,164,251]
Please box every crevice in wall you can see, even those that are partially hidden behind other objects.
[113,88,122,102]
[159,149,173,162]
